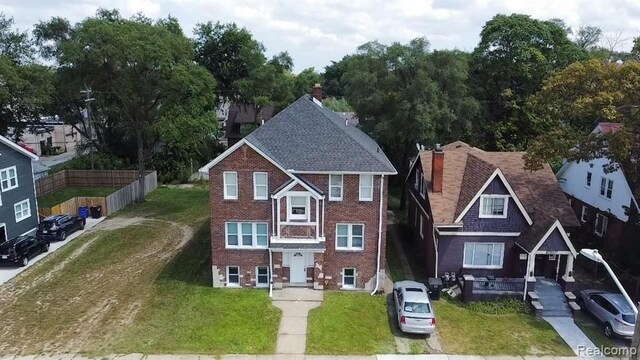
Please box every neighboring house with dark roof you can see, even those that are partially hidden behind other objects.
[556,122,639,255]
[407,141,580,297]
[0,135,40,243]
[199,90,396,292]
[224,105,275,147]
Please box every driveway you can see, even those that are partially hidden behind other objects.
[0,216,105,286]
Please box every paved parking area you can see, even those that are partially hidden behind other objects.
[0,217,105,286]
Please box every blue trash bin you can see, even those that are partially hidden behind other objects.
[78,206,89,219]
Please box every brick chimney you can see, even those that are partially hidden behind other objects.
[312,83,322,103]
[431,143,444,193]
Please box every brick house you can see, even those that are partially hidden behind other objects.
[407,141,580,293]
[199,92,396,292]
[556,122,639,255]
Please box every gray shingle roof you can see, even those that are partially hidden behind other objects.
[245,95,396,173]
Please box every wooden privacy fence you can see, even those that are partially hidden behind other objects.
[36,170,148,198]
[38,171,158,217]
[106,172,157,214]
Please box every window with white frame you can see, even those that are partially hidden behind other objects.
[419,176,426,198]
[414,171,419,190]
[336,224,364,250]
[463,242,504,268]
[600,177,613,199]
[253,172,268,200]
[287,195,310,221]
[342,268,356,288]
[580,205,588,223]
[329,174,343,201]
[595,213,608,237]
[227,266,240,286]
[419,215,424,238]
[0,166,18,191]
[225,222,268,248]
[586,172,592,188]
[14,199,30,222]
[359,174,373,201]
[223,171,238,200]
[479,195,508,218]
[256,266,269,287]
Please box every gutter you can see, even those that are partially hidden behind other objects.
[269,248,273,298]
[371,174,385,295]
[432,222,438,277]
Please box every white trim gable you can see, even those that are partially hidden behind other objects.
[454,168,533,225]
[271,178,323,200]
[199,138,324,199]
[530,220,577,257]
[0,136,39,161]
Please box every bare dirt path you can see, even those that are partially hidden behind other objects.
[0,216,195,355]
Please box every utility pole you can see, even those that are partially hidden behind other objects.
[80,86,95,170]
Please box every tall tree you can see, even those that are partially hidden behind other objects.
[343,38,479,208]
[194,22,265,102]
[470,14,588,150]
[38,11,217,200]
[292,67,321,98]
[575,25,603,50]
[322,56,352,98]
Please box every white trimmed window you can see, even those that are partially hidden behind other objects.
[479,195,508,218]
[359,174,373,201]
[580,205,588,223]
[226,266,240,286]
[342,268,356,289]
[595,213,608,237]
[414,171,419,190]
[225,222,268,248]
[419,176,426,198]
[0,166,18,191]
[586,172,592,188]
[253,172,268,200]
[600,177,613,199]
[256,266,269,288]
[336,224,364,250]
[14,199,30,222]
[223,171,238,200]
[463,242,504,268]
[287,195,310,221]
[329,174,343,201]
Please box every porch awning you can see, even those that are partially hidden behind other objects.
[270,242,326,252]
[516,218,577,256]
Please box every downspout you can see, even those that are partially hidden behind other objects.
[269,248,273,298]
[371,175,385,295]
[432,225,438,278]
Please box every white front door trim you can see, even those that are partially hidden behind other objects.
[290,252,307,283]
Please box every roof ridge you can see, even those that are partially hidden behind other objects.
[308,96,396,171]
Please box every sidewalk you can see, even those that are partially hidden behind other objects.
[272,288,323,354]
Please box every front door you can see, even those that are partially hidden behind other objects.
[290,252,306,283]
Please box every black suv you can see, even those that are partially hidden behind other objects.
[0,235,50,267]
[37,214,85,241]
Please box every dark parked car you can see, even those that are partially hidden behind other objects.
[0,235,50,267]
[37,214,85,241]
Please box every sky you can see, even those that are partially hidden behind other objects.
[2,0,640,72]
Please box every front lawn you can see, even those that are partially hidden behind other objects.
[38,186,117,208]
[0,187,281,355]
[433,297,574,356]
[306,291,396,355]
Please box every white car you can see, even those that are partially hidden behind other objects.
[393,280,436,335]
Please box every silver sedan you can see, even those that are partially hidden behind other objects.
[393,280,436,335]
[578,289,637,338]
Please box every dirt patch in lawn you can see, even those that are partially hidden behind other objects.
[0,218,194,355]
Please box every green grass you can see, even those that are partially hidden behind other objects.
[433,297,574,355]
[306,291,396,355]
[574,311,616,349]
[1,187,281,355]
[37,187,117,208]
[386,234,408,282]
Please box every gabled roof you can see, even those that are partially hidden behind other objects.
[419,141,578,228]
[516,219,577,257]
[594,122,622,135]
[245,95,396,174]
[0,135,39,161]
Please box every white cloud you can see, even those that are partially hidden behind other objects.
[3,0,640,72]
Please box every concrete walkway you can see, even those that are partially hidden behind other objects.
[272,288,323,354]
[543,316,599,357]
